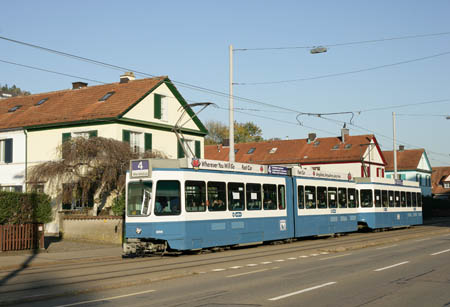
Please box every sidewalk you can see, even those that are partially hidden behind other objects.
[0,239,122,270]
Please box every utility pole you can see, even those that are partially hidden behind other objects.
[393,112,398,179]
[229,44,235,162]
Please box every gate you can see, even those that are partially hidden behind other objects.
[0,224,45,251]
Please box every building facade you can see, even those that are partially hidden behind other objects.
[431,166,450,200]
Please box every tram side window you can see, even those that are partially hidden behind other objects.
[297,185,304,209]
[317,186,327,209]
[328,187,337,208]
[338,188,347,208]
[207,181,226,211]
[246,183,262,210]
[305,186,316,209]
[406,192,412,207]
[374,190,382,208]
[127,181,153,216]
[348,188,357,208]
[355,189,359,207]
[263,184,277,210]
[388,190,395,207]
[411,192,417,207]
[417,193,422,207]
[185,181,206,212]
[360,189,373,208]
[228,182,245,211]
[278,185,286,210]
[400,191,406,207]
[381,190,388,207]
[394,191,400,207]
[155,180,181,216]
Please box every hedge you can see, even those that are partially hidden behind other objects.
[0,191,53,224]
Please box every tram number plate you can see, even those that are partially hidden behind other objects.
[280,219,287,231]
[130,159,150,178]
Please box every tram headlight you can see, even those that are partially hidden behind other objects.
[136,227,142,234]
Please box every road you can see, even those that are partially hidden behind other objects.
[1,221,450,306]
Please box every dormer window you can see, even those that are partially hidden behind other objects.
[36,98,49,106]
[344,144,352,149]
[8,105,22,113]
[332,144,340,150]
[99,91,115,101]
[247,148,256,154]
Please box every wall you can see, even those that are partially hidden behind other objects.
[61,216,123,244]
[0,129,26,189]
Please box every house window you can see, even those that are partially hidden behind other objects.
[247,148,256,154]
[0,138,13,163]
[123,130,152,153]
[35,98,49,106]
[444,182,450,189]
[154,94,168,121]
[177,139,201,158]
[73,131,97,139]
[99,91,115,102]
[0,185,22,192]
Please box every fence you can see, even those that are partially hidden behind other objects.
[0,224,45,251]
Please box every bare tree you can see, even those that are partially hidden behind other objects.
[28,137,166,215]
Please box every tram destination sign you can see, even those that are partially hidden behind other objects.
[268,165,290,176]
[130,159,151,178]
[190,158,267,174]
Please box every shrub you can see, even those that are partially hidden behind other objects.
[0,191,53,224]
[111,193,125,217]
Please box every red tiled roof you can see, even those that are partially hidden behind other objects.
[432,166,450,195]
[205,135,383,165]
[0,77,166,130]
[383,149,425,171]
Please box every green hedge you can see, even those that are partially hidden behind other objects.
[0,191,53,224]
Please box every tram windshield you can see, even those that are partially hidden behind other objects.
[127,181,153,216]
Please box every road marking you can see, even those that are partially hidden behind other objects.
[320,252,329,255]
[374,261,409,272]
[376,244,398,250]
[212,268,225,272]
[268,282,337,301]
[55,289,156,307]
[287,257,297,260]
[299,255,308,258]
[310,253,319,256]
[227,268,269,278]
[261,261,272,264]
[246,263,258,267]
[430,249,450,256]
[275,259,285,262]
[230,266,242,269]
[320,253,352,261]
[415,238,428,242]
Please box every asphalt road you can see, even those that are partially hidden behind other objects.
[2,222,450,307]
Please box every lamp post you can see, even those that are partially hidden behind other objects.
[228,45,327,162]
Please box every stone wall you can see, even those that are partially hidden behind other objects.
[61,215,123,244]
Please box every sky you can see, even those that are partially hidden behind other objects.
[1,1,450,166]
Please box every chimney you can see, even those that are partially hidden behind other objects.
[72,82,88,89]
[307,133,316,144]
[399,145,405,152]
[120,72,136,83]
[341,124,349,143]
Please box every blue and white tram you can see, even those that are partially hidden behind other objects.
[292,168,359,237]
[355,177,422,229]
[123,159,294,255]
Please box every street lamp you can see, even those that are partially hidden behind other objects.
[228,44,327,162]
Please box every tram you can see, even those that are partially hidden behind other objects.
[123,158,422,256]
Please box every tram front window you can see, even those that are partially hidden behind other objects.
[360,189,373,208]
[127,181,153,216]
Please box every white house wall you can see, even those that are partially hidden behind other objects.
[122,83,199,131]
[417,153,431,171]
[0,129,26,189]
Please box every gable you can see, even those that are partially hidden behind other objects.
[417,152,432,172]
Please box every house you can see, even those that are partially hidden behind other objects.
[431,166,450,200]
[0,73,207,194]
[383,147,432,196]
[205,129,386,179]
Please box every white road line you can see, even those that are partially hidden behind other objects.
[431,249,450,256]
[230,266,242,269]
[287,257,297,260]
[246,264,258,267]
[310,254,319,256]
[275,259,285,262]
[299,255,309,258]
[55,289,156,307]
[320,253,352,261]
[320,252,329,255]
[268,282,337,301]
[260,261,272,264]
[227,268,269,278]
[374,261,409,272]
[212,268,225,272]
[376,244,398,250]
[415,238,428,242]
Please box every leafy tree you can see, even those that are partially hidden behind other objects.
[205,120,264,145]
[1,84,31,96]
[28,137,166,215]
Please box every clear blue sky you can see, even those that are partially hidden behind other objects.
[1,1,450,166]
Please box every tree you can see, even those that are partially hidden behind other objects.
[1,84,31,96]
[28,137,166,215]
[204,120,264,145]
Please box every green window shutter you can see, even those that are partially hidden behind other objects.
[4,138,13,163]
[144,133,152,151]
[154,94,162,119]
[62,133,71,143]
[89,130,98,138]
[177,139,185,158]
[195,140,201,158]
[122,130,130,143]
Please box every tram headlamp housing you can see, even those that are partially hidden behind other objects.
[136,227,142,234]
